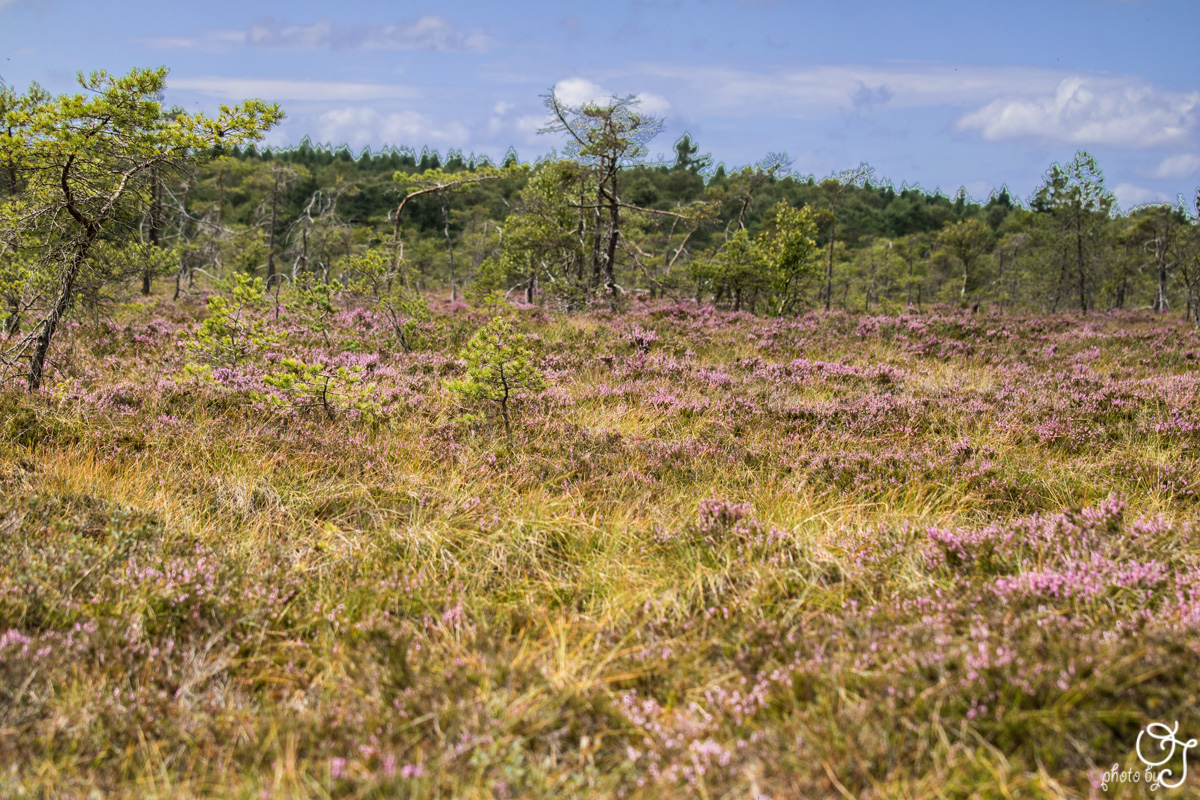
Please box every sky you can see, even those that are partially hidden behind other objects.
[1,0,1197,212]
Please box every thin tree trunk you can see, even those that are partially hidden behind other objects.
[604,166,620,297]
[825,218,836,312]
[1075,218,1087,313]
[576,180,587,285]
[1157,259,1169,317]
[266,170,279,285]
[591,182,604,291]
[142,164,161,295]
[441,193,457,301]
[29,241,92,391]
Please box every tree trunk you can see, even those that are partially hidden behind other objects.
[142,164,161,295]
[825,221,836,312]
[4,295,19,335]
[299,225,308,279]
[1157,259,1169,317]
[1075,218,1087,313]
[591,182,604,291]
[907,257,914,307]
[266,171,279,286]
[28,238,93,391]
[1051,251,1067,313]
[576,180,587,285]
[441,193,456,301]
[603,162,620,297]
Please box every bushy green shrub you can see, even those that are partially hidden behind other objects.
[189,274,279,368]
[256,358,375,421]
[445,315,545,440]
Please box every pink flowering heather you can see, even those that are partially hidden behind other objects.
[1,297,1197,798]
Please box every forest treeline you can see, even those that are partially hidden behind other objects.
[2,70,1199,388]
[160,131,1200,320]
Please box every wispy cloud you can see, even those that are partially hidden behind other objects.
[633,62,1068,118]
[850,82,894,114]
[246,16,492,52]
[1113,181,1172,209]
[138,30,245,53]
[1152,153,1200,179]
[956,77,1199,147]
[550,77,671,116]
[314,107,469,151]
[625,61,1199,152]
[142,15,492,54]
[167,77,420,102]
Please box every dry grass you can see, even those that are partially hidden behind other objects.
[0,295,1197,798]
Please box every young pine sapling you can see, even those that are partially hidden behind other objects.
[256,358,375,422]
[446,315,546,441]
[189,273,279,371]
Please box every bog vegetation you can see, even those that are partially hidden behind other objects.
[0,68,1198,798]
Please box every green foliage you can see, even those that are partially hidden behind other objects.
[695,228,769,312]
[256,358,375,421]
[0,66,281,389]
[938,218,992,302]
[226,229,270,275]
[488,160,589,308]
[762,200,820,314]
[0,244,38,335]
[672,133,713,173]
[190,274,279,368]
[287,274,342,345]
[847,238,909,312]
[692,201,819,314]
[394,164,510,195]
[1030,150,1117,312]
[340,248,433,352]
[72,240,178,313]
[385,288,431,353]
[446,315,546,440]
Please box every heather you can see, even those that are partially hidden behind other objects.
[1,293,1198,799]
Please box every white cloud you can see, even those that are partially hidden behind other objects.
[633,62,1068,118]
[628,62,1200,152]
[956,76,1199,147]
[1152,153,1200,179]
[1113,182,1171,210]
[551,77,672,118]
[142,15,491,54]
[492,101,514,116]
[244,16,491,52]
[314,107,468,151]
[513,114,548,145]
[168,77,420,102]
[553,78,612,107]
[139,29,245,52]
[634,91,671,117]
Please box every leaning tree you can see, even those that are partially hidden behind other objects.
[0,67,281,390]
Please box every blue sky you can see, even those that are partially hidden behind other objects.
[1,0,1197,211]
